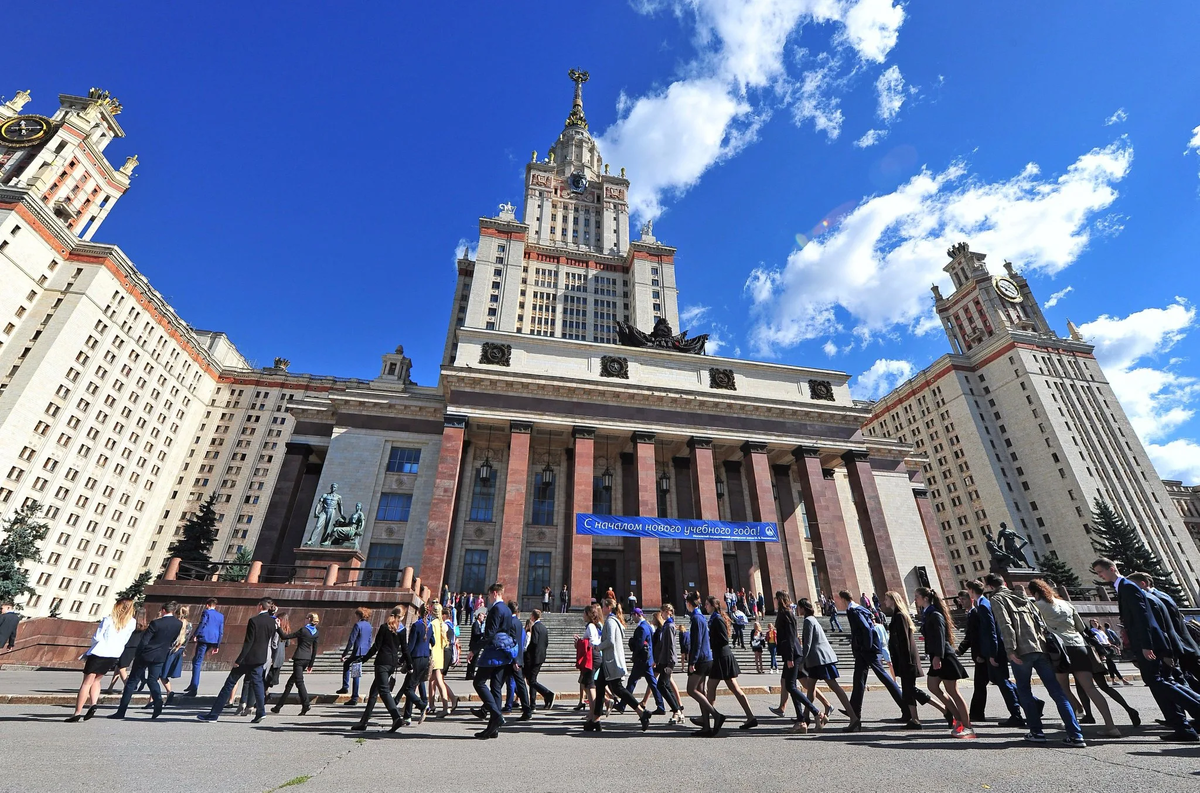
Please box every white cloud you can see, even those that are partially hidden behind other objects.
[705,327,727,355]
[822,340,839,356]
[791,55,845,140]
[1104,108,1128,126]
[875,64,905,121]
[454,238,477,269]
[852,358,914,400]
[746,138,1133,354]
[854,128,887,148]
[1043,285,1073,308]
[680,304,711,325]
[1187,125,1200,185]
[1079,299,1200,482]
[598,0,907,218]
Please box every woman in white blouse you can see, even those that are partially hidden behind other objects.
[67,598,136,721]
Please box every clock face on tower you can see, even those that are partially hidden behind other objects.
[569,171,588,194]
[994,276,1022,303]
[0,115,51,147]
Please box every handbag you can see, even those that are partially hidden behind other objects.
[349,661,363,680]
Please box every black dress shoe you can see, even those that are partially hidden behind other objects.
[1160,731,1199,742]
[711,712,726,734]
[350,723,367,731]
[181,688,197,698]
[151,703,163,720]
[299,704,311,716]
[389,717,404,732]
[82,705,98,721]
[519,710,533,721]
[1129,710,1141,727]
[335,688,349,695]
[251,713,264,724]
[270,704,283,714]
[106,712,125,720]
[739,717,758,730]
[65,714,82,722]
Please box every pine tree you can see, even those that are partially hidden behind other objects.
[1035,554,1083,589]
[221,548,253,582]
[0,501,51,606]
[1091,498,1185,601]
[167,493,220,580]
[115,570,154,604]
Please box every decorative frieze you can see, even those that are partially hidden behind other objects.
[599,355,629,379]
[808,379,835,401]
[480,342,512,367]
[709,368,736,390]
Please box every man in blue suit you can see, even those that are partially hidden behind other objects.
[685,591,718,736]
[472,582,516,739]
[1093,558,1200,742]
[496,601,531,718]
[840,589,906,727]
[338,607,373,705]
[183,597,224,697]
[622,608,664,714]
[964,580,1024,726]
[400,606,430,723]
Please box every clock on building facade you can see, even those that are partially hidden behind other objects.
[0,115,51,147]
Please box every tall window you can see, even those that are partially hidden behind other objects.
[526,551,551,595]
[469,472,495,522]
[364,542,403,587]
[387,447,421,473]
[531,472,555,525]
[376,492,412,522]
[592,476,612,515]
[657,487,669,519]
[461,549,488,593]
[798,496,811,539]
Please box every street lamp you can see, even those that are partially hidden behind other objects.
[715,475,725,500]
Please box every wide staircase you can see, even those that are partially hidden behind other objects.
[310,612,860,675]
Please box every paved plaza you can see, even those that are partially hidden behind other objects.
[1,667,1197,793]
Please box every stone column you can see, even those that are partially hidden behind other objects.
[913,487,956,592]
[772,462,815,604]
[793,447,856,596]
[724,460,754,593]
[418,414,468,597]
[741,442,790,612]
[842,451,905,596]
[568,426,595,609]
[632,431,662,609]
[253,442,312,566]
[496,421,532,592]
[687,437,726,599]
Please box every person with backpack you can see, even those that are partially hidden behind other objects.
[574,604,601,711]
[472,582,518,739]
[838,589,907,730]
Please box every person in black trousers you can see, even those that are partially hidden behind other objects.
[559,585,569,614]
[352,607,409,732]
[771,591,824,733]
[472,583,518,739]
[495,601,532,718]
[272,612,320,715]
[838,589,907,729]
[961,581,1024,726]
[198,598,277,724]
[466,609,485,680]
[652,604,684,724]
[956,589,990,722]
[109,601,183,720]
[400,606,431,724]
[524,609,555,709]
[883,590,947,729]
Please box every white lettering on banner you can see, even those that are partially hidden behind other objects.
[575,514,778,542]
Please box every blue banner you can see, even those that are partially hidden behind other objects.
[575,514,778,543]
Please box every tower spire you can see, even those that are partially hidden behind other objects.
[566,68,589,129]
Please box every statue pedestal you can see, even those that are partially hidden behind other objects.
[293,545,365,585]
[1000,567,1042,592]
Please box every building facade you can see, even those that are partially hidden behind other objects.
[1164,479,1200,552]
[1,78,950,617]
[864,243,1200,602]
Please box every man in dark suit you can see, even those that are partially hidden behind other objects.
[109,601,183,720]
[1133,573,1200,684]
[839,590,906,726]
[496,601,531,718]
[961,582,1023,726]
[622,608,663,714]
[524,608,554,709]
[1093,559,1200,742]
[465,609,485,680]
[472,583,515,739]
[0,603,20,650]
[198,598,277,724]
[400,606,430,723]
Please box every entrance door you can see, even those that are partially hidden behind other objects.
[659,558,681,608]
[592,556,618,602]
[724,556,741,593]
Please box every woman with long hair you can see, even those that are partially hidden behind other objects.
[796,597,854,727]
[352,607,406,732]
[105,605,148,694]
[882,591,945,729]
[915,587,974,738]
[148,604,191,708]
[584,598,652,732]
[750,622,765,674]
[68,598,136,721]
[573,604,601,711]
[428,603,460,716]
[701,595,756,734]
[1028,578,1125,737]
[273,612,320,715]
[770,591,825,733]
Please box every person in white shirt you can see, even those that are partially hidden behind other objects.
[67,598,136,721]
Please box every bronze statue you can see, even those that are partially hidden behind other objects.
[984,524,1032,570]
[616,317,708,355]
[997,522,1033,568]
[305,483,344,546]
[324,502,365,549]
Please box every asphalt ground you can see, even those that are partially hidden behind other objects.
[0,666,1197,793]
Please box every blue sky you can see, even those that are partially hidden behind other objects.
[10,1,1200,479]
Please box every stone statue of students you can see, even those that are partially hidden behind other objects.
[306,483,344,546]
[326,502,366,549]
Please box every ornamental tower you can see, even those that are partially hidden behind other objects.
[0,88,137,240]
[442,71,681,365]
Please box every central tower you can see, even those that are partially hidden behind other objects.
[442,71,680,365]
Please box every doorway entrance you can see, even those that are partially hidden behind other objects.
[659,554,683,608]
[592,554,621,602]
[724,556,742,593]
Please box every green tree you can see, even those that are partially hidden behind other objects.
[167,493,220,579]
[1091,498,1184,601]
[221,548,253,582]
[0,501,51,606]
[115,570,154,605]
[1035,554,1083,589]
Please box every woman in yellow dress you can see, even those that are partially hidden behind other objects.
[428,603,459,716]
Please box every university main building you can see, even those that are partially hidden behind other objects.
[5,75,1193,620]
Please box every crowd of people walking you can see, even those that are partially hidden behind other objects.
[45,556,1200,746]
